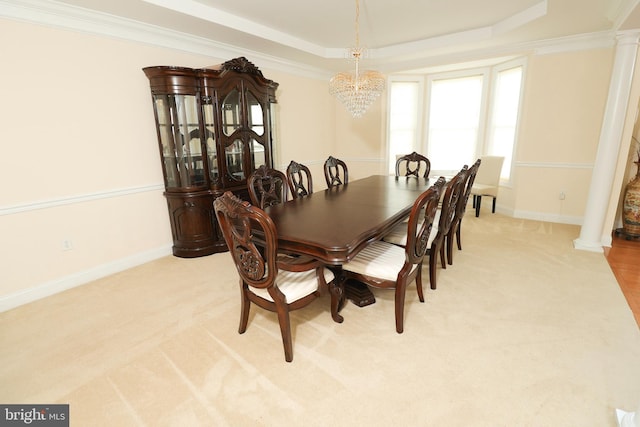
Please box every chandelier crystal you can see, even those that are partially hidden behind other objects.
[329,0,385,118]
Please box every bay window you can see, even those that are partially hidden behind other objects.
[387,58,525,182]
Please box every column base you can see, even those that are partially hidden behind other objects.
[573,237,604,253]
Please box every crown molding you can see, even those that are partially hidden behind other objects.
[0,0,619,79]
[143,0,548,60]
[142,0,330,58]
[0,0,331,79]
[533,31,617,55]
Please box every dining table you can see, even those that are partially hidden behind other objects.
[265,174,440,323]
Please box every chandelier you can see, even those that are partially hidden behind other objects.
[329,0,385,118]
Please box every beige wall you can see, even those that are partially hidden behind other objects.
[267,67,386,185]
[262,69,337,187]
[508,48,614,222]
[331,98,387,180]
[0,17,624,310]
[0,19,337,309]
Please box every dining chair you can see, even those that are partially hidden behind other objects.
[471,155,504,217]
[383,167,467,290]
[286,160,313,198]
[395,152,431,178]
[342,178,445,333]
[445,158,481,265]
[433,167,468,274]
[213,191,335,362]
[247,165,291,209]
[324,156,349,188]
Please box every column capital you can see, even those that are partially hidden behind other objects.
[616,30,640,45]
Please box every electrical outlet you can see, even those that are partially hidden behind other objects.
[559,191,566,200]
[62,239,73,251]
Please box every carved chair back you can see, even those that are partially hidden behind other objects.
[214,191,278,292]
[406,177,446,265]
[442,159,482,265]
[438,166,468,239]
[286,160,313,198]
[456,158,481,219]
[395,152,431,178]
[247,165,291,209]
[324,156,349,188]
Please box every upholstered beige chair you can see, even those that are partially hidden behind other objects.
[342,178,445,333]
[470,156,504,217]
[213,191,335,362]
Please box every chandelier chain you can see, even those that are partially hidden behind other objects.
[355,0,360,49]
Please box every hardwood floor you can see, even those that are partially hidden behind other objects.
[605,231,640,328]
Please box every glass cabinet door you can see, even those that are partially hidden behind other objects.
[247,91,264,136]
[153,94,205,189]
[222,89,241,137]
[250,139,265,171]
[221,89,245,181]
[201,101,218,185]
[218,82,273,185]
[225,139,244,181]
[246,90,267,172]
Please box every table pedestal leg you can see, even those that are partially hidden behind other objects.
[345,280,376,307]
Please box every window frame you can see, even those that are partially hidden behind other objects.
[385,57,527,186]
[424,68,490,177]
[385,75,425,175]
[484,58,527,184]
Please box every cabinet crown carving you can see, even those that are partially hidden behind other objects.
[222,57,262,76]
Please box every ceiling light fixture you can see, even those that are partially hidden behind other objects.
[329,0,385,118]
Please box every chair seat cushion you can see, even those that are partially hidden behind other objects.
[382,223,410,246]
[250,268,334,303]
[343,241,416,281]
[383,209,440,248]
[470,183,498,197]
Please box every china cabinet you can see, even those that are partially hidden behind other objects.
[143,57,278,257]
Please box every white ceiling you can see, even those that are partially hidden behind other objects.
[18,0,640,73]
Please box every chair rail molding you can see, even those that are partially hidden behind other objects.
[515,161,593,169]
[0,184,165,216]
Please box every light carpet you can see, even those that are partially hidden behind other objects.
[1,214,640,426]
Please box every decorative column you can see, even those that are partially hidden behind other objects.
[574,31,640,252]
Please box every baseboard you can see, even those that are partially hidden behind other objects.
[0,245,173,313]
[509,208,583,226]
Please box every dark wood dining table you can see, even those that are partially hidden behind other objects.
[265,174,439,322]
